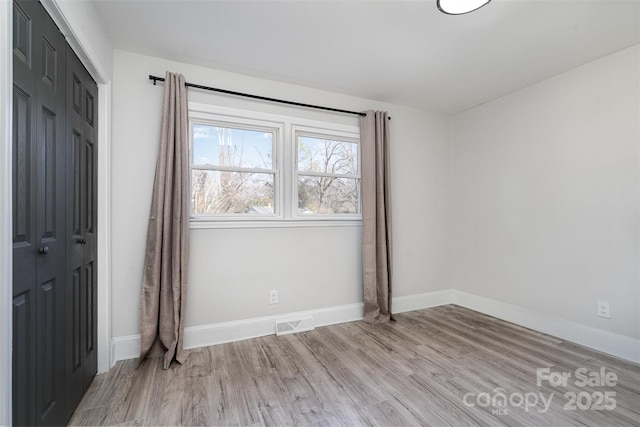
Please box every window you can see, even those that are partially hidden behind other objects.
[191,122,279,216]
[189,103,360,227]
[295,130,360,216]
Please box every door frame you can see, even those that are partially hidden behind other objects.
[1,1,112,424]
[1,0,14,424]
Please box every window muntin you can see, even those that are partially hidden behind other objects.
[190,121,279,216]
[295,132,361,216]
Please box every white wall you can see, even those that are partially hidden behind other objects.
[45,0,113,83]
[110,50,451,338]
[451,45,640,339]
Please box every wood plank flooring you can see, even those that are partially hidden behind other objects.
[68,305,640,426]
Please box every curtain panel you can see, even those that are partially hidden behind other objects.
[139,72,190,369]
[360,110,393,324]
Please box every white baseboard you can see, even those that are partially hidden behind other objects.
[111,302,365,362]
[183,302,364,351]
[110,289,639,365]
[112,334,141,365]
[393,289,454,313]
[451,290,640,364]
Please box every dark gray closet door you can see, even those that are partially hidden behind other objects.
[65,47,98,416]
[12,0,67,425]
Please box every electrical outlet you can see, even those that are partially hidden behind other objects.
[597,301,610,319]
[269,290,278,305]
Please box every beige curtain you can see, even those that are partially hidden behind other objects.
[360,110,393,324]
[139,72,190,369]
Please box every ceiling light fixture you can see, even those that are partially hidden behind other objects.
[437,0,491,15]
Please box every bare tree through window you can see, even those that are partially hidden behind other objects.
[297,136,359,214]
[188,112,361,221]
[192,124,275,215]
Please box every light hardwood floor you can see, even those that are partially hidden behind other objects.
[68,305,640,426]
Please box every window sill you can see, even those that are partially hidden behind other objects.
[190,218,362,230]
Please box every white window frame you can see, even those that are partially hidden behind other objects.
[188,102,361,229]
[189,114,284,220]
[292,125,361,221]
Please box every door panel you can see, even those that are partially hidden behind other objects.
[12,87,32,246]
[34,4,67,424]
[85,262,94,353]
[65,44,98,416]
[85,140,94,234]
[12,291,36,426]
[12,1,32,68]
[13,0,99,423]
[65,65,85,413]
[12,0,37,303]
[40,106,55,237]
[12,85,36,265]
[12,2,38,425]
[71,268,82,371]
[36,280,57,423]
[12,0,71,425]
[83,78,98,390]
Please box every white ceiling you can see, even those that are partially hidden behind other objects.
[92,0,639,114]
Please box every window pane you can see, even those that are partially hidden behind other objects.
[192,170,274,214]
[298,176,359,214]
[297,136,358,175]
[193,124,273,169]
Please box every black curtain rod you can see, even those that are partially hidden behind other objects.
[149,75,368,117]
